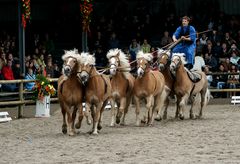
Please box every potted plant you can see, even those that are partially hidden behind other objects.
[33,74,56,117]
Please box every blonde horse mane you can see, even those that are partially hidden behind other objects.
[171,53,187,65]
[157,48,171,57]
[62,48,80,61]
[136,50,153,62]
[79,52,96,66]
[106,48,131,73]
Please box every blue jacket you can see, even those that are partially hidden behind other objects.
[24,73,36,90]
[172,25,196,65]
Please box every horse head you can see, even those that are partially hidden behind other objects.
[77,52,95,85]
[106,48,130,76]
[157,49,171,71]
[136,51,153,78]
[170,53,186,74]
[108,50,120,75]
[62,48,80,76]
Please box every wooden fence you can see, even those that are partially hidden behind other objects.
[0,78,58,118]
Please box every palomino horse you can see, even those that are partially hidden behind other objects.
[133,51,167,126]
[58,49,85,136]
[169,53,210,119]
[154,49,175,120]
[76,53,112,135]
[106,48,135,126]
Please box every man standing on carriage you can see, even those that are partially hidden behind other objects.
[172,16,197,70]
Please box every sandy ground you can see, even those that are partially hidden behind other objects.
[0,99,240,164]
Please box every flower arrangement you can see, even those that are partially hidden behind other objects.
[80,0,93,32]
[33,74,56,102]
[21,0,31,28]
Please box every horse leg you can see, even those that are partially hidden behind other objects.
[75,104,84,129]
[66,107,75,136]
[98,100,108,131]
[110,99,116,127]
[198,90,207,118]
[155,89,169,121]
[70,107,78,134]
[120,97,132,126]
[189,95,196,119]
[146,95,154,126]
[163,98,169,120]
[151,90,167,125]
[116,98,126,125]
[175,97,180,119]
[178,94,189,120]
[134,96,141,126]
[61,103,67,134]
[92,103,102,135]
[84,104,92,125]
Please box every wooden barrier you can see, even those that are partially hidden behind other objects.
[0,78,58,118]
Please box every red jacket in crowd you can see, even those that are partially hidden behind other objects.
[2,66,15,80]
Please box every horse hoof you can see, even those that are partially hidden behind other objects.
[116,118,120,124]
[196,115,202,119]
[136,121,141,127]
[97,124,102,130]
[110,123,115,127]
[86,119,92,125]
[120,122,125,126]
[163,115,167,120]
[148,124,153,127]
[190,114,195,119]
[154,116,162,121]
[68,131,76,136]
[179,115,184,120]
[141,119,147,124]
[62,128,67,134]
[75,123,81,129]
[92,131,98,135]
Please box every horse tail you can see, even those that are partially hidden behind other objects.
[204,88,212,106]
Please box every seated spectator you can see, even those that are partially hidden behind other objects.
[108,32,120,49]
[160,31,172,47]
[204,53,218,71]
[141,39,151,53]
[95,45,107,67]
[196,39,203,55]
[230,50,240,66]
[212,64,228,89]
[12,59,22,79]
[199,33,208,46]
[227,64,239,97]
[203,66,213,87]
[46,60,54,78]
[219,42,229,59]
[1,59,18,92]
[53,63,61,78]
[192,53,205,71]
[129,39,140,61]
[37,54,46,76]
[24,67,36,91]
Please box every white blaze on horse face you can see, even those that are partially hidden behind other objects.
[109,57,117,75]
[137,67,144,77]
[66,57,74,66]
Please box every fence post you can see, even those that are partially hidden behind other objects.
[18,81,24,118]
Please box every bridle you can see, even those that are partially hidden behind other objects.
[63,57,77,72]
[171,56,182,70]
[109,56,120,71]
[137,58,150,74]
